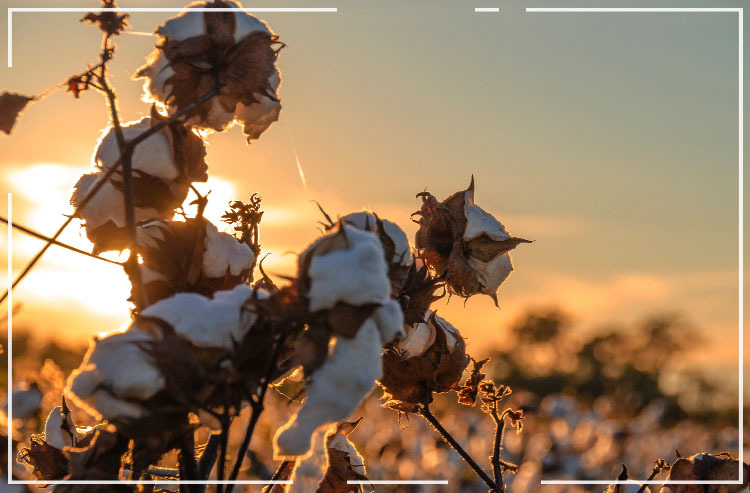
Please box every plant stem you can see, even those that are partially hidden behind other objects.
[261,461,291,493]
[225,333,287,493]
[490,404,506,492]
[419,404,498,491]
[0,82,221,305]
[178,433,200,492]
[198,432,222,483]
[216,414,230,493]
[97,33,144,309]
[0,217,123,266]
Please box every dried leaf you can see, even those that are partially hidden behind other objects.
[457,357,490,406]
[0,92,33,134]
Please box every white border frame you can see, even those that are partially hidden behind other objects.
[3,3,744,489]
[520,7,744,487]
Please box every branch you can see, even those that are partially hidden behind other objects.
[0,81,222,305]
[0,217,123,266]
[216,413,231,493]
[419,404,498,491]
[490,403,506,492]
[225,332,288,492]
[96,32,144,308]
[261,461,292,493]
[178,432,200,492]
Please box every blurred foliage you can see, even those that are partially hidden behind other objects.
[488,309,737,427]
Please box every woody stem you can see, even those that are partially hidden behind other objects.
[419,404,498,491]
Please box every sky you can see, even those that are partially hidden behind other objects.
[0,0,746,393]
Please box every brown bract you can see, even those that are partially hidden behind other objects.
[397,262,446,326]
[661,453,750,493]
[379,313,470,413]
[57,426,131,489]
[457,357,490,406]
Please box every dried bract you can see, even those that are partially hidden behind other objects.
[0,92,33,134]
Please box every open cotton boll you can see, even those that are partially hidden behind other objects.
[203,222,255,278]
[274,320,383,458]
[135,0,281,138]
[397,321,434,358]
[65,329,165,422]
[141,284,261,351]
[306,225,390,312]
[339,211,413,267]
[95,118,178,181]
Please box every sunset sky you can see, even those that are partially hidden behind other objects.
[0,0,746,393]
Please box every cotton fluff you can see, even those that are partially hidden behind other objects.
[274,300,403,457]
[340,211,412,266]
[71,174,162,233]
[65,329,165,422]
[287,426,331,493]
[94,118,178,180]
[306,225,391,312]
[141,284,262,351]
[203,222,255,278]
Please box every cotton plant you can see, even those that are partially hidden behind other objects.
[4,0,540,488]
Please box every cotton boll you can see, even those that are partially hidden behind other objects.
[65,329,165,422]
[235,96,281,143]
[202,222,255,278]
[139,51,174,106]
[141,284,261,351]
[274,320,383,458]
[339,212,412,267]
[95,118,178,181]
[306,226,390,312]
[72,175,161,231]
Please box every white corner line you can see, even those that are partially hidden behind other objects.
[475,7,500,13]
[6,193,11,485]
[526,7,743,13]
[527,6,744,486]
[347,481,449,485]
[6,7,338,68]
[13,481,294,485]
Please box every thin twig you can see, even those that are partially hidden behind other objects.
[225,332,288,492]
[0,217,123,266]
[97,32,144,308]
[178,432,200,491]
[490,403,506,492]
[0,82,222,305]
[419,404,498,491]
[216,413,230,493]
[261,461,291,493]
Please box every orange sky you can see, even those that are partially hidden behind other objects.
[0,0,746,394]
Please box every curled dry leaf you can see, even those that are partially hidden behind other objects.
[379,311,470,413]
[457,356,490,406]
[413,177,531,304]
[0,92,33,135]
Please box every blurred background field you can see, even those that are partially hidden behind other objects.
[3,305,745,492]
